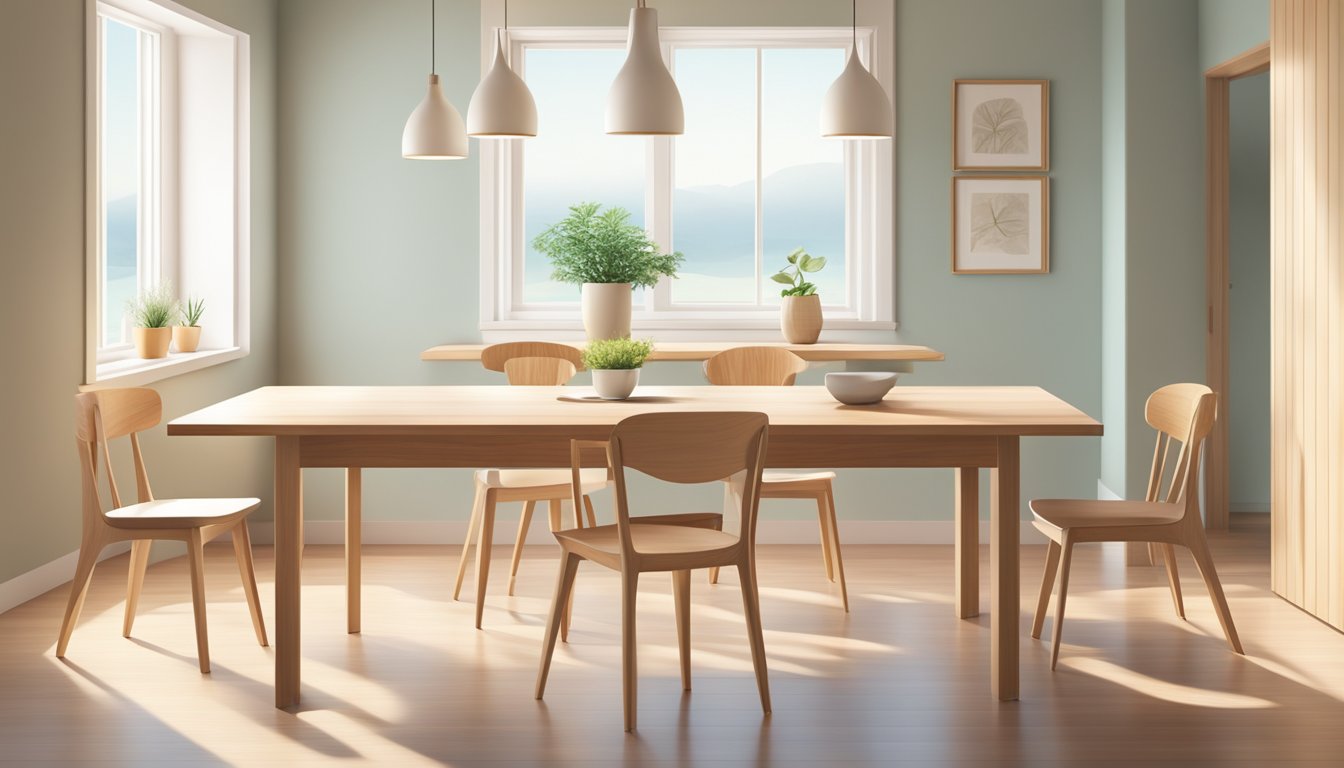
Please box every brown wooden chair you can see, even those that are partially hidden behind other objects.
[1030,383,1243,669]
[704,346,849,610]
[536,412,772,732]
[453,342,610,629]
[57,388,268,673]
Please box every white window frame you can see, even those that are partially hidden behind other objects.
[85,0,250,386]
[478,26,895,338]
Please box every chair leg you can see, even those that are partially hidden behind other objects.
[548,500,575,639]
[814,493,835,582]
[1031,539,1061,640]
[507,500,537,597]
[736,562,771,715]
[535,551,582,701]
[453,480,487,601]
[583,495,597,528]
[1185,533,1244,653]
[122,540,152,638]
[672,569,692,691]
[56,533,105,658]
[621,570,641,732]
[474,491,497,630]
[1160,543,1186,620]
[186,529,210,674]
[232,521,269,646]
[710,482,740,585]
[822,486,849,612]
[1050,532,1075,671]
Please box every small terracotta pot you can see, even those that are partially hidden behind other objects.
[780,294,822,344]
[133,327,172,359]
[173,325,202,353]
[581,282,633,340]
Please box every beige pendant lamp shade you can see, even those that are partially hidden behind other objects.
[606,0,683,136]
[467,32,537,137]
[820,1,893,139]
[402,0,468,159]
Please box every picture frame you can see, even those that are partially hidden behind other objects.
[952,176,1050,274]
[953,79,1050,171]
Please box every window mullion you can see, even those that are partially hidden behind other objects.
[753,47,763,309]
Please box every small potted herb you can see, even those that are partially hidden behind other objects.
[533,202,683,340]
[127,285,178,359]
[582,338,654,400]
[770,247,827,344]
[173,296,204,353]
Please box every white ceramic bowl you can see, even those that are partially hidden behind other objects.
[824,372,899,405]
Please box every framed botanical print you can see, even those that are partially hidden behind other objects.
[953,79,1050,171]
[952,176,1049,274]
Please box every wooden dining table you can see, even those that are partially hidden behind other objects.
[168,385,1101,709]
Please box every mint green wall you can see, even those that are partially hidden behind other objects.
[1199,0,1269,70]
[0,0,279,585]
[1100,0,1128,497]
[277,0,1105,526]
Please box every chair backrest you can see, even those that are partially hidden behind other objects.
[591,412,768,562]
[704,346,808,386]
[503,356,577,386]
[482,342,584,377]
[74,388,162,525]
[1143,383,1218,519]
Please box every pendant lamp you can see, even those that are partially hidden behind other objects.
[606,0,683,136]
[820,0,893,139]
[467,0,537,138]
[402,0,468,159]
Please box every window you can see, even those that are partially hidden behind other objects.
[480,27,894,334]
[88,0,250,385]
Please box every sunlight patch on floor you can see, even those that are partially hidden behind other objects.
[1063,657,1277,709]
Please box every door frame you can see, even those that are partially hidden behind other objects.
[1205,42,1270,530]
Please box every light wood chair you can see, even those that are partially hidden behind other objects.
[536,411,771,732]
[454,341,610,629]
[1030,383,1244,669]
[57,388,268,673]
[704,346,849,610]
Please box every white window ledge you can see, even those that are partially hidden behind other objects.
[85,346,245,389]
[480,319,898,344]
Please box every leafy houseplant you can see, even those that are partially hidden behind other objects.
[582,338,654,400]
[533,202,684,340]
[771,247,827,344]
[127,285,178,359]
[173,296,205,354]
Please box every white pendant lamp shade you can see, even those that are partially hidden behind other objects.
[606,1,683,136]
[402,74,468,158]
[820,49,893,139]
[467,33,537,138]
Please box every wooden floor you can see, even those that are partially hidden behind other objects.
[1,519,1341,766]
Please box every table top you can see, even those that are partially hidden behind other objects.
[421,342,945,363]
[168,385,1101,438]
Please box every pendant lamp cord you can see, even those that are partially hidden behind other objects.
[431,0,436,74]
[852,0,857,49]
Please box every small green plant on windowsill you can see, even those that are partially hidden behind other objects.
[770,247,828,297]
[180,296,205,327]
[174,296,205,353]
[127,285,178,359]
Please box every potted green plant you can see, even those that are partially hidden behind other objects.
[582,338,654,400]
[127,285,178,359]
[770,247,827,344]
[173,296,204,353]
[533,202,683,340]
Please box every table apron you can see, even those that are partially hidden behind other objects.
[296,433,1001,469]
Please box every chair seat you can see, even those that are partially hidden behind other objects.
[105,497,260,530]
[554,517,736,570]
[476,468,609,494]
[761,470,836,484]
[1030,498,1184,531]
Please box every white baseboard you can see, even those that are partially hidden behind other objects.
[0,521,1044,617]
[0,541,131,616]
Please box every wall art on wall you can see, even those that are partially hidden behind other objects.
[953,79,1049,171]
[952,176,1049,274]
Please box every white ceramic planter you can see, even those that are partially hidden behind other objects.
[591,368,640,400]
[780,294,823,344]
[582,282,633,340]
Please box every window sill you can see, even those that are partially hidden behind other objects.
[480,318,897,343]
[84,347,246,390]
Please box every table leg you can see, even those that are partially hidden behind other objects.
[955,467,980,619]
[990,436,1020,701]
[275,436,303,708]
[346,468,361,634]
